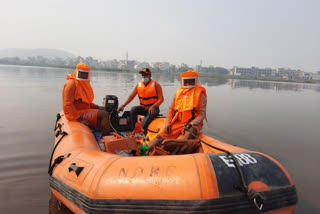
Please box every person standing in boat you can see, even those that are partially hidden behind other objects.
[117,68,164,133]
[148,70,207,153]
[62,63,110,136]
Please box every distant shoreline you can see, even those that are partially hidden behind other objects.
[1,63,319,84]
[0,63,127,72]
[199,73,320,84]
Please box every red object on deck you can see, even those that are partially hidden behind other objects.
[135,122,141,134]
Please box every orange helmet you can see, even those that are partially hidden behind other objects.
[76,63,91,81]
[76,63,90,71]
[180,70,198,88]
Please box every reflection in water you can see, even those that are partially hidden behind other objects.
[49,193,73,214]
[229,79,320,92]
[199,77,228,86]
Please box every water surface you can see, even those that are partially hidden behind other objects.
[0,65,319,213]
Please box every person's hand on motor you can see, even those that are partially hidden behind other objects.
[148,105,156,115]
[164,125,171,134]
[117,104,125,112]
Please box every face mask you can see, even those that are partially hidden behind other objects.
[142,77,150,83]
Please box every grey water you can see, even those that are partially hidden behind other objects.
[0,65,319,213]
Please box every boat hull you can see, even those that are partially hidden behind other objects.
[50,113,297,213]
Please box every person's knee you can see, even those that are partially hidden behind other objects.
[98,110,109,120]
[103,111,109,120]
[156,134,164,140]
[130,106,140,113]
[149,107,160,116]
[148,112,157,117]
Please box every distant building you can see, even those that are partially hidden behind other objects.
[118,60,126,70]
[109,59,119,69]
[303,72,320,81]
[176,63,194,73]
[169,64,176,72]
[195,65,202,72]
[151,62,170,71]
[278,68,304,80]
[303,72,312,80]
[312,71,320,80]
[158,62,170,71]
[134,62,151,70]
[231,66,275,77]
[118,60,136,70]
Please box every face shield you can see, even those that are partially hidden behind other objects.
[181,76,197,88]
[76,69,90,81]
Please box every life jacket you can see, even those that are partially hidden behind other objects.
[137,79,158,109]
[66,70,94,104]
[171,83,207,124]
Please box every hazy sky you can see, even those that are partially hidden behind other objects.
[1,0,320,71]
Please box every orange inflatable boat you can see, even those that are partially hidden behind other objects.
[49,100,297,214]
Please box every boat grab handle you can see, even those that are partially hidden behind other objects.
[68,163,84,177]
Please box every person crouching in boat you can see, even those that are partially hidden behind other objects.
[148,70,207,154]
[62,63,110,136]
[117,68,164,133]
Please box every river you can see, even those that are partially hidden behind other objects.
[0,65,319,213]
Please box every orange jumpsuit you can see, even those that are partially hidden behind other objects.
[62,73,99,127]
[159,83,207,139]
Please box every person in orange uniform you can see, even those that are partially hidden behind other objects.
[62,63,110,136]
[148,70,207,151]
[117,68,164,132]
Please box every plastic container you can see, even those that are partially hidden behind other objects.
[139,138,148,156]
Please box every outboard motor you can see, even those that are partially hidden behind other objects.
[104,95,119,113]
[103,95,131,132]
